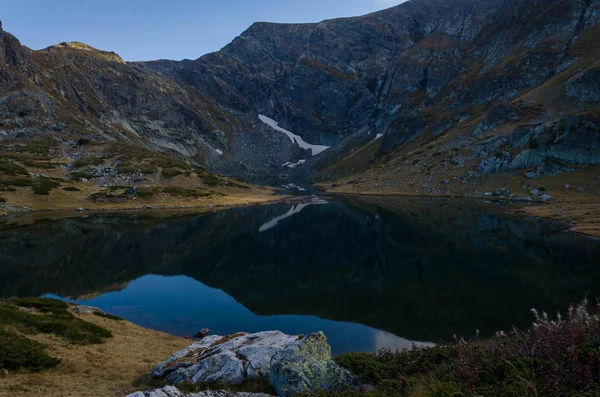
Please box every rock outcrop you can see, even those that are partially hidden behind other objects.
[149,331,355,396]
[269,332,355,397]
[125,386,271,397]
[152,331,300,384]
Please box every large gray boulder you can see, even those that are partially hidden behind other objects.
[149,331,355,396]
[124,385,271,397]
[269,332,355,397]
[151,331,299,384]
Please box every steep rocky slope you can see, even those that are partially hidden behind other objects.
[0,0,599,204]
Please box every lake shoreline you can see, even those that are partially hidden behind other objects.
[327,191,600,239]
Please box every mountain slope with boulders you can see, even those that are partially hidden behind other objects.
[0,0,599,221]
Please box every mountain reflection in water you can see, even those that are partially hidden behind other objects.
[1,196,598,354]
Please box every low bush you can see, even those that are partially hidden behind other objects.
[0,160,28,175]
[334,300,600,396]
[63,186,81,192]
[162,186,211,197]
[0,329,61,371]
[0,298,112,344]
[0,177,33,187]
[22,161,56,169]
[73,157,105,168]
[70,172,95,181]
[32,178,61,195]
[162,168,183,178]
[93,311,123,321]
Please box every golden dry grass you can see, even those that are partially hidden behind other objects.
[0,309,190,397]
[0,170,283,213]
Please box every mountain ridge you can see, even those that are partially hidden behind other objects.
[0,0,599,224]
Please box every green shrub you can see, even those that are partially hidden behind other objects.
[0,177,33,187]
[63,186,81,192]
[22,161,56,169]
[77,138,90,146]
[0,160,28,175]
[201,174,222,186]
[162,168,183,178]
[0,197,5,203]
[9,297,69,313]
[334,352,397,384]
[0,329,61,371]
[73,157,105,168]
[162,186,211,197]
[32,178,61,195]
[429,382,468,397]
[70,172,95,181]
[0,299,112,344]
[136,188,156,198]
[93,311,123,321]
[116,163,156,175]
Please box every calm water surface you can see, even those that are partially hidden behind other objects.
[1,196,598,355]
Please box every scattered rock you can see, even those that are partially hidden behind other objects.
[1,369,8,377]
[525,171,541,179]
[441,179,449,185]
[194,328,211,339]
[76,207,84,212]
[564,184,570,191]
[269,332,355,397]
[530,189,540,196]
[556,209,565,215]
[539,194,553,202]
[124,386,269,397]
[72,305,98,314]
[483,192,492,197]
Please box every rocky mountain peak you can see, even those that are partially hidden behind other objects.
[46,41,125,63]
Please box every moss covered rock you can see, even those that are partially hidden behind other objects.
[269,332,355,397]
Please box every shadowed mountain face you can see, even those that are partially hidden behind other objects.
[0,0,598,185]
[1,198,598,341]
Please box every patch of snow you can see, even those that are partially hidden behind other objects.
[259,115,329,156]
[282,159,307,168]
[375,134,384,140]
[282,183,306,191]
[215,149,223,155]
[259,198,328,232]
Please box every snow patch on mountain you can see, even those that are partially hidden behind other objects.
[259,115,330,156]
[282,159,306,168]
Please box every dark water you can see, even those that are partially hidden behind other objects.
[1,196,599,355]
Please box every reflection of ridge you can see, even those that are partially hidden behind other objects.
[259,199,328,232]
[1,197,599,342]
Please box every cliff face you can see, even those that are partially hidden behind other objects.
[0,0,599,187]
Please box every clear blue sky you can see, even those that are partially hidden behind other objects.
[2,0,405,62]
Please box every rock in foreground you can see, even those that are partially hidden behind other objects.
[152,331,300,384]
[125,386,271,397]
[150,331,355,396]
[269,332,354,397]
